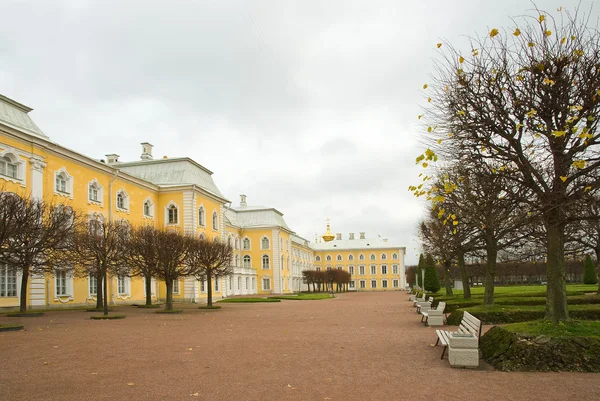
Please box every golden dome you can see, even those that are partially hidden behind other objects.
[322,219,335,242]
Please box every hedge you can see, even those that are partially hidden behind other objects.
[446,304,600,325]
[480,326,600,372]
[438,294,600,312]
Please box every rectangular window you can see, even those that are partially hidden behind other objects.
[214,278,219,292]
[382,279,388,288]
[393,279,399,288]
[56,176,67,193]
[89,275,97,295]
[89,186,98,202]
[252,277,256,290]
[371,279,377,288]
[349,266,354,275]
[0,264,17,297]
[200,280,206,292]
[359,265,365,275]
[359,280,366,289]
[370,265,376,275]
[56,271,67,296]
[262,277,270,290]
[381,265,387,275]
[393,265,398,275]
[349,281,355,289]
[117,276,126,295]
[172,279,180,294]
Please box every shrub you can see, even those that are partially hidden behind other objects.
[7,311,44,317]
[446,304,600,325]
[583,255,598,285]
[198,305,221,310]
[424,264,441,293]
[155,309,183,314]
[0,324,24,332]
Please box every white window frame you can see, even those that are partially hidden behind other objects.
[392,253,398,260]
[243,237,250,250]
[261,236,270,250]
[54,269,73,299]
[165,201,179,225]
[143,197,154,219]
[172,279,180,295]
[349,280,355,289]
[212,211,218,231]
[370,254,376,261]
[381,265,388,275]
[53,167,73,198]
[349,265,354,275]
[393,264,399,275]
[243,255,251,268]
[359,265,365,275]
[382,279,388,288]
[115,188,130,212]
[336,255,342,261]
[371,279,377,289]
[117,275,131,296]
[381,253,387,260]
[326,255,332,261]
[359,280,366,289]
[262,255,270,270]
[87,178,104,206]
[198,206,205,226]
[359,254,365,261]
[214,278,219,292]
[348,255,354,261]
[370,265,377,275]
[316,256,321,262]
[262,277,271,291]
[0,148,26,186]
[393,279,399,288]
[88,274,97,296]
[0,264,18,297]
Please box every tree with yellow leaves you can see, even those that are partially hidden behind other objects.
[418,5,600,323]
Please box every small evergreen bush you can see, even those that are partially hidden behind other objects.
[583,255,598,285]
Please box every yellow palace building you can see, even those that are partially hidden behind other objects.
[0,93,406,309]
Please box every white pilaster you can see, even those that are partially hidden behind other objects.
[29,156,47,306]
[272,228,281,294]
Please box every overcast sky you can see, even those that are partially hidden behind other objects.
[0,0,594,264]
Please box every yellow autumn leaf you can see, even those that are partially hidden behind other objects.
[572,160,586,169]
[513,28,521,36]
[423,84,428,89]
[422,162,428,168]
[528,42,535,47]
[574,49,584,57]
[457,110,466,116]
[427,97,432,103]
[585,186,592,192]
[437,139,442,144]
[418,114,424,120]
[560,176,568,182]
[551,130,566,137]
[452,229,457,235]
[571,35,577,40]
[557,7,562,11]
[560,37,566,45]
[457,68,463,75]
[490,28,499,37]
[459,56,465,63]
[450,214,456,220]
[526,109,537,117]
[545,30,552,36]
[452,220,459,226]
[539,15,545,22]
[438,208,445,219]
[437,43,442,48]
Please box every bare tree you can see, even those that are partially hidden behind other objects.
[0,194,79,313]
[70,219,129,315]
[187,237,233,307]
[123,225,161,306]
[419,6,600,322]
[151,229,192,311]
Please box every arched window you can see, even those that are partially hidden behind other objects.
[349,255,354,261]
[116,189,129,211]
[199,232,206,240]
[262,255,270,269]
[168,204,178,224]
[326,255,332,261]
[381,253,387,260]
[359,254,365,261]
[370,254,376,260]
[243,237,250,250]
[336,255,342,261]
[88,179,103,204]
[143,199,154,218]
[198,207,205,226]
[316,256,321,262]
[55,172,67,193]
[0,155,17,178]
[392,253,398,260]
[212,211,218,230]
[243,255,251,268]
[261,237,269,250]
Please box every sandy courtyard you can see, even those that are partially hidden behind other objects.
[1,292,599,401]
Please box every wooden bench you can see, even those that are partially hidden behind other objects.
[434,311,482,359]
[421,301,446,326]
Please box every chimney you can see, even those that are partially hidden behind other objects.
[383,238,388,243]
[141,142,153,161]
[349,233,354,240]
[335,233,342,240]
[105,154,119,164]
[359,232,365,239]
[240,194,247,207]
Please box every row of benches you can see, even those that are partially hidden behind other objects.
[408,292,482,367]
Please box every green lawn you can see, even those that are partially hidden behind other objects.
[268,293,333,300]
[447,284,597,297]
[461,303,600,314]
[504,320,600,339]
[218,297,281,303]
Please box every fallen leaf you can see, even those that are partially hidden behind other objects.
[53,346,59,349]
[91,372,98,375]
[191,393,199,397]
[187,348,193,351]
[127,383,135,386]
[43,362,51,365]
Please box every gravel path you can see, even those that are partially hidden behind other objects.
[1,292,598,401]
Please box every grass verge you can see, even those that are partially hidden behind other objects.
[198,305,221,310]
[269,293,333,300]
[155,309,183,314]
[6,311,44,317]
[504,320,600,339]
[0,323,24,331]
[218,298,280,303]
[90,314,126,320]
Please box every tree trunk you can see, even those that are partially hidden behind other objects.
[595,248,600,295]
[458,252,471,299]
[443,262,453,296]
[95,271,103,310]
[144,275,152,306]
[19,268,29,313]
[103,270,109,316]
[165,278,173,310]
[544,212,568,323]
[484,237,497,306]
[207,275,213,307]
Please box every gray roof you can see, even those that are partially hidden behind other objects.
[225,206,291,230]
[291,234,311,248]
[114,158,227,201]
[311,237,404,251]
[0,94,48,139]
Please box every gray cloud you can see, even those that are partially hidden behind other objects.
[0,0,593,264]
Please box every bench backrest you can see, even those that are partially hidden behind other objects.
[458,311,482,340]
[436,301,446,312]
[428,296,434,302]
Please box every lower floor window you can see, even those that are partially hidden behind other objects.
[214,278,219,292]
[359,280,366,289]
[89,275,97,295]
[349,281,355,289]
[0,264,17,297]
[172,279,180,294]
[200,280,206,292]
[393,279,399,288]
[371,279,377,289]
[382,279,388,288]
[262,277,271,290]
[56,271,67,296]
[118,276,127,295]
